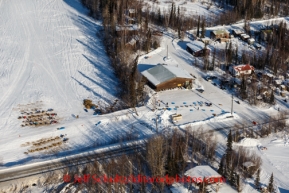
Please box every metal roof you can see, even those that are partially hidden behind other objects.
[212,29,230,35]
[142,65,192,86]
[186,41,205,52]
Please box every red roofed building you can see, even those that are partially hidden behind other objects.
[229,64,255,76]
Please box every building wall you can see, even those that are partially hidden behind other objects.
[186,46,209,57]
[150,77,193,91]
[210,31,230,39]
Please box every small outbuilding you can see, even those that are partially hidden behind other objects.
[171,114,182,122]
[210,29,230,40]
[186,41,210,57]
[241,34,250,41]
[141,64,194,91]
[126,9,136,18]
[232,29,245,37]
[247,38,255,45]
[274,79,282,86]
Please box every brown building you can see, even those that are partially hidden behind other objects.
[210,29,230,40]
[141,64,194,91]
[126,9,136,18]
[186,41,210,57]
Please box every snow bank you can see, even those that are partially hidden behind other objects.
[180,112,239,128]
[270,135,289,146]
[138,47,164,63]
[235,138,261,147]
[170,183,189,193]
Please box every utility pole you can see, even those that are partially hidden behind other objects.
[231,93,234,116]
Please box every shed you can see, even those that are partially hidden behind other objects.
[247,38,255,45]
[126,9,136,18]
[210,29,230,40]
[274,79,282,86]
[171,114,182,122]
[241,34,250,41]
[242,161,255,171]
[232,29,245,37]
[186,41,210,57]
[141,64,193,91]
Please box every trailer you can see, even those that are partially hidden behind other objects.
[171,114,182,122]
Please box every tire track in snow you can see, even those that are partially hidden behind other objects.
[0,1,32,118]
[25,0,71,107]
[255,146,289,190]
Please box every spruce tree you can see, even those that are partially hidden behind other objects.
[158,8,162,24]
[197,16,200,37]
[226,130,233,170]
[229,164,236,185]
[169,3,174,26]
[235,46,238,65]
[267,173,275,193]
[236,174,242,192]
[218,155,225,176]
[269,91,275,104]
[212,48,216,70]
[240,76,247,99]
[255,169,260,189]
[201,19,206,38]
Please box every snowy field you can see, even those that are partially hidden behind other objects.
[0,0,120,166]
[235,135,289,193]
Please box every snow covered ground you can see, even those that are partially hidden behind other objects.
[137,30,289,192]
[0,0,120,166]
[234,134,289,193]
[0,0,289,192]
[144,0,225,18]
